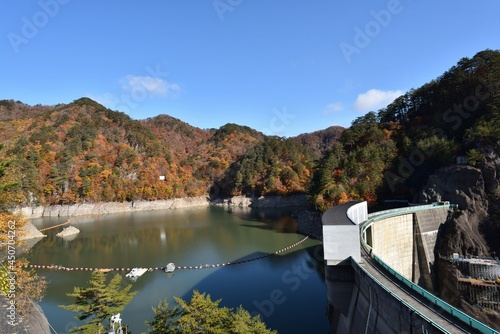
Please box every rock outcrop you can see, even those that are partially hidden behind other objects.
[19,221,46,241]
[224,195,253,207]
[15,221,46,255]
[416,165,489,256]
[56,226,80,240]
[480,146,500,193]
[250,194,308,208]
[0,296,51,334]
[18,194,310,219]
[415,160,500,330]
[293,210,323,239]
[221,194,308,208]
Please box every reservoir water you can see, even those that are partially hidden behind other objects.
[28,206,329,333]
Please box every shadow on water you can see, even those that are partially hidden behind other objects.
[29,206,328,333]
[178,244,329,334]
[226,206,306,234]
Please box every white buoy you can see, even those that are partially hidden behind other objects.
[165,262,176,273]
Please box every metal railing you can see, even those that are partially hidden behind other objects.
[359,204,499,334]
[349,259,450,333]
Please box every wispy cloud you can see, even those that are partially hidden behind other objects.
[88,93,119,109]
[120,75,181,97]
[354,89,403,112]
[323,102,344,115]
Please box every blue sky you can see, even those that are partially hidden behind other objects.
[1,1,499,137]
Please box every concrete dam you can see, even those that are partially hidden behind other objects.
[322,201,499,334]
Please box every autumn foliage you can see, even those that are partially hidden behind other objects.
[0,49,499,212]
[0,99,317,205]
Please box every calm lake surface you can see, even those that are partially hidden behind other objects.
[28,206,329,333]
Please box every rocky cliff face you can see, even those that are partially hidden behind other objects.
[416,145,500,256]
[415,147,500,330]
[416,165,490,256]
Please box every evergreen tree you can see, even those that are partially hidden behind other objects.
[175,290,232,334]
[60,271,137,334]
[146,298,184,334]
[146,290,277,334]
[229,306,277,334]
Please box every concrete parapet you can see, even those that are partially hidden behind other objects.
[324,203,491,334]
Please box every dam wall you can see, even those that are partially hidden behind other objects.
[366,205,449,287]
[326,260,446,334]
[324,202,498,334]
[414,208,450,273]
[371,213,414,280]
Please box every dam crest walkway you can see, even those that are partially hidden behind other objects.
[322,201,499,334]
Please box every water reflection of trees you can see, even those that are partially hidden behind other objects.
[228,207,299,233]
[31,227,198,267]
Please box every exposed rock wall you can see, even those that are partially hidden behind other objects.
[0,296,51,334]
[415,165,489,256]
[294,210,323,239]
[250,194,308,207]
[480,146,500,193]
[17,194,309,219]
[415,160,500,330]
[220,194,308,208]
[19,221,45,240]
[18,196,211,219]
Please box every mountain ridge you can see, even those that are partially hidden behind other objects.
[0,96,340,205]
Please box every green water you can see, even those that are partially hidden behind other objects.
[28,206,329,333]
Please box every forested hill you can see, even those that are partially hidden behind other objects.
[309,49,500,210]
[0,97,336,206]
[0,49,499,211]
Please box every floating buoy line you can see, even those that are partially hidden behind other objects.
[39,219,71,232]
[24,236,309,273]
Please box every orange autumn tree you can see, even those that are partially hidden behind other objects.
[0,144,47,315]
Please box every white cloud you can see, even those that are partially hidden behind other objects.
[120,75,181,97]
[323,102,344,115]
[354,89,404,112]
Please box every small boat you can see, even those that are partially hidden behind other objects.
[165,263,176,273]
[125,268,148,280]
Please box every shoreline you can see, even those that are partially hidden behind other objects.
[18,194,309,219]
[18,196,210,219]
[18,193,323,241]
[12,194,319,334]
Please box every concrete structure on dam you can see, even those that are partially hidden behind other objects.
[322,201,499,334]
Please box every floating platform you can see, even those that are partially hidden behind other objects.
[165,263,176,273]
[125,268,148,279]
